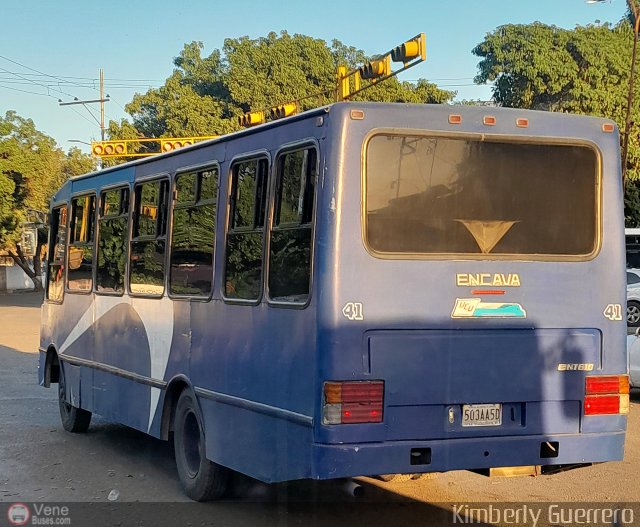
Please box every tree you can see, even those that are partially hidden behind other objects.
[0,111,96,290]
[472,21,640,184]
[108,31,454,143]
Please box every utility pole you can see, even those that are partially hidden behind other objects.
[58,68,110,138]
[100,68,105,142]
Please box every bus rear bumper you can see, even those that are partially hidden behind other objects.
[310,432,625,480]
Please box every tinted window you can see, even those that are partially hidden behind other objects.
[47,206,67,302]
[130,180,169,296]
[268,147,316,303]
[628,272,640,285]
[96,187,129,294]
[170,167,218,296]
[366,135,598,258]
[135,181,163,238]
[175,173,197,205]
[225,159,269,300]
[67,195,96,292]
[102,188,123,217]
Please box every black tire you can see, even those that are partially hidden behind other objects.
[173,391,229,501]
[628,301,640,327]
[58,363,92,433]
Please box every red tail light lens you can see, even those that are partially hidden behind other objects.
[323,381,384,425]
[586,375,629,395]
[584,375,630,415]
[342,402,383,424]
[341,381,384,403]
[584,395,621,415]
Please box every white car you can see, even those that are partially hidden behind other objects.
[627,331,640,388]
[627,270,640,327]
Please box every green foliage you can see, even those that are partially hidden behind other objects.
[108,31,454,143]
[0,110,96,250]
[473,22,634,114]
[472,20,640,220]
[0,173,19,246]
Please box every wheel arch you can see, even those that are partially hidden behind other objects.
[160,375,198,441]
[43,345,60,387]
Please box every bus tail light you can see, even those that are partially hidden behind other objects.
[584,375,630,415]
[323,381,384,425]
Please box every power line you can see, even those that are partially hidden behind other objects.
[0,82,58,98]
[0,78,160,89]
[67,106,101,128]
[0,64,77,100]
[0,54,99,98]
[0,55,127,114]
[0,70,163,82]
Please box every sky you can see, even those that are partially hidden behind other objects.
[0,0,629,154]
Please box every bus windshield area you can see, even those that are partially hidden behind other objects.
[365,134,598,258]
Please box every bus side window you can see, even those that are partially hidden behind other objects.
[268,147,316,304]
[170,166,218,296]
[96,187,129,294]
[130,179,169,297]
[47,205,68,302]
[67,195,96,292]
[224,158,269,301]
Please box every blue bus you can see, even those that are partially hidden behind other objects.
[39,102,629,501]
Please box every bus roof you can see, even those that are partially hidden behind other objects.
[69,105,333,183]
[67,101,618,186]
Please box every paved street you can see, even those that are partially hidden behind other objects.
[1,292,639,525]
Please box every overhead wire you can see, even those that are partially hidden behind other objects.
[0,82,58,98]
[67,106,102,128]
[0,65,78,99]
[0,57,150,113]
[0,55,125,119]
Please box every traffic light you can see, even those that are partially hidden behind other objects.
[238,111,265,127]
[92,141,127,157]
[91,136,217,158]
[161,139,194,152]
[269,103,297,120]
[391,33,426,63]
[358,56,391,81]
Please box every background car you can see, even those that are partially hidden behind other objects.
[627,331,640,388]
[627,270,640,326]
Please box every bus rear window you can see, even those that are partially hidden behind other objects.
[365,134,598,258]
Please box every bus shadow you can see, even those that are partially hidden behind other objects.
[83,422,491,526]
[0,290,44,308]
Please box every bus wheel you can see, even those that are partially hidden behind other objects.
[173,391,228,501]
[58,365,91,433]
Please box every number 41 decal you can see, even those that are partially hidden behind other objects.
[603,304,623,321]
[342,302,364,321]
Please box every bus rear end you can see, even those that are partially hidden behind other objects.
[311,103,627,479]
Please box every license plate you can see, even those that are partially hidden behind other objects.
[461,403,502,427]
